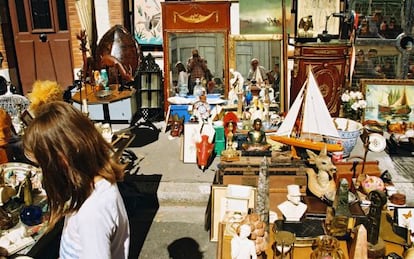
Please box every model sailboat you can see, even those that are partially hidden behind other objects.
[269,69,343,152]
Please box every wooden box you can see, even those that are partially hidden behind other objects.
[334,160,381,185]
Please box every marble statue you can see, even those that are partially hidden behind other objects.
[231,224,257,259]
[277,184,307,222]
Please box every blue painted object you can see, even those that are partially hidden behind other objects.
[170,105,191,122]
[20,205,43,226]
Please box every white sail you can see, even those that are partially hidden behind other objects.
[302,70,340,138]
[275,81,306,136]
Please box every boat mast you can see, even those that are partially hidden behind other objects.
[297,79,308,138]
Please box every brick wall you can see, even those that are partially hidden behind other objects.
[0,0,124,72]
[108,0,124,27]
[68,0,83,71]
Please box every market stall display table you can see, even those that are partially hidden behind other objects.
[72,84,136,122]
[216,222,349,258]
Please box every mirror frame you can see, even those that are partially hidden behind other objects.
[229,34,285,111]
[161,2,231,112]
[165,30,229,95]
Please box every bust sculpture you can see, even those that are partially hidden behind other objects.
[242,118,271,151]
[231,224,257,259]
[277,185,307,222]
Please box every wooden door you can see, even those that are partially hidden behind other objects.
[8,0,73,94]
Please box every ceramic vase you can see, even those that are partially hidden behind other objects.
[325,118,363,157]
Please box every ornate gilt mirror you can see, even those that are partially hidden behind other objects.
[167,32,226,95]
[161,2,230,111]
[229,34,284,111]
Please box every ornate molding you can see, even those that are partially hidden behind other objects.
[173,11,218,24]
[313,49,339,55]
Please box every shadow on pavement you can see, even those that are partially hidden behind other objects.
[119,173,161,259]
[167,237,204,259]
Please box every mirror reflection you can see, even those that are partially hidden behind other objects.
[229,37,283,109]
[168,32,225,96]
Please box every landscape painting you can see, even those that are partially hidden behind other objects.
[239,0,293,34]
[361,79,414,124]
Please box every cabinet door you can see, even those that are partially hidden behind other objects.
[311,60,345,116]
[292,58,346,117]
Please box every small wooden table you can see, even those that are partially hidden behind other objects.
[72,84,135,122]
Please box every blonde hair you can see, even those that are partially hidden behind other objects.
[27,80,63,116]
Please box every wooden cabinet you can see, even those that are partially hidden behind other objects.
[291,42,351,117]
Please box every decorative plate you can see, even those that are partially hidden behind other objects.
[368,133,386,152]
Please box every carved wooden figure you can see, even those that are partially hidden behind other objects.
[366,190,387,258]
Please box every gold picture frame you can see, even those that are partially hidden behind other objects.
[228,34,285,111]
[360,79,414,125]
[210,184,256,242]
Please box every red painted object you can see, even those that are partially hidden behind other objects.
[196,135,214,172]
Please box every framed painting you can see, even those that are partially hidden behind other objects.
[133,0,163,47]
[210,185,256,242]
[296,0,340,38]
[394,207,414,230]
[239,0,293,35]
[361,79,414,124]
[352,40,401,88]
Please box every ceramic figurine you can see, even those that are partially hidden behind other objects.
[239,213,268,256]
[221,119,240,162]
[193,78,206,98]
[228,69,245,105]
[306,146,337,200]
[231,224,257,259]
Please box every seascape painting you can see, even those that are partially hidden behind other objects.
[239,0,293,34]
[134,0,163,46]
[362,79,414,124]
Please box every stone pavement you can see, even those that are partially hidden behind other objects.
[114,122,219,258]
